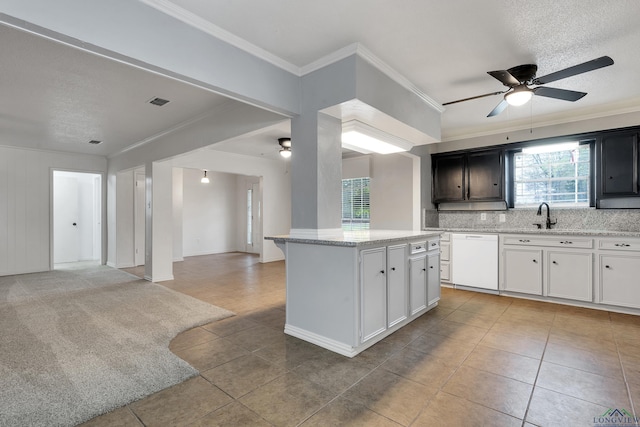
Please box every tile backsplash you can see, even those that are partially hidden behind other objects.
[425,208,640,232]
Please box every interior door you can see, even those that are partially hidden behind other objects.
[53,175,80,264]
[134,174,145,266]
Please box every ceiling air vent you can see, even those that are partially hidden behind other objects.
[88,140,102,145]
[148,97,170,106]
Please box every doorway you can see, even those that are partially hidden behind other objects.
[53,171,102,267]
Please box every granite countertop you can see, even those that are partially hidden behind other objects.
[423,227,640,238]
[265,230,442,247]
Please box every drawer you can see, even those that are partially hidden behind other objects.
[598,239,640,252]
[427,238,440,251]
[503,235,593,249]
[440,261,450,282]
[440,241,450,261]
[410,241,427,254]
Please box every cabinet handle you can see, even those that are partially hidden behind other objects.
[609,176,613,179]
[614,243,630,247]
[560,241,573,245]
[552,260,558,265]
[422,268,426,271]
[457,185,461,188]
[519,239,530,243]
[430,266,434,269]
[532,259,538,263]
[380,270,385,274]
[391,267,396,271]
[415,246,422,250]
[605,265,611,269]
[431,242,437,246]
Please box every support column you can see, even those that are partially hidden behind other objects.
[290,112,343,237]
[144,161,174,282]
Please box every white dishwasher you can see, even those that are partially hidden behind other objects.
[451,233,498,291]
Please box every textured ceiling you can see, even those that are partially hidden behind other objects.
[2,1,640,159]
[166,0,640,141]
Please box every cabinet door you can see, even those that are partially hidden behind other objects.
[427,252,441,306]
[387,244,408,327]
[601,133,638,195]
[600,254,640,309]
[361,247,388,342]
[433,154,465,202]
[503,248,543,295]
[409,254,427,315]
[467,150,504,200]
[547,251,593,302]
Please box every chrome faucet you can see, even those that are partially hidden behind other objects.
[536,202,557,229]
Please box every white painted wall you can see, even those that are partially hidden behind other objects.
[113,170,134,269]
[181,168,239,257]
[370,153,420,230]
[342,153,421,231]
[0,146,106,276]
[172,149,290,263]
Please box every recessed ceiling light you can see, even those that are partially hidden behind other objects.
[88,140,102,145]
[148,97,170,106]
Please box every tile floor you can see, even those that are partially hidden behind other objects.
[81,252,640,427]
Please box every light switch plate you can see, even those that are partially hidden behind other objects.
[480,213,487,220]
[499,214,506,222]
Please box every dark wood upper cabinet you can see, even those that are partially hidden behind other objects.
[467,150,504,200]
[432,154,465,202]
[601,133,638,196]
[432,149,504,203]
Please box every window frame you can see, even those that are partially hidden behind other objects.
[507,139,595,209]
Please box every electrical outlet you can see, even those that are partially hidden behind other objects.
[499,214,506,222]
[480,213,487,221]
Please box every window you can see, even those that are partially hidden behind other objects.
[342,177,370,230]
[514,142,590,207]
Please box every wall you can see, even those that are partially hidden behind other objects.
[171,149,290,263]
[0,146,106,276]
[181,168,239,256]
[437,208,640,232]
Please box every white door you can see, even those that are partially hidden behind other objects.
[245,181,261,254]
[53,175,80,264]
[134,175,145,266]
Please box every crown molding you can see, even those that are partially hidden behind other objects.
[138,2,442,115]
[138,0,300,75]
[441,101,640,143]
[302,43,444,114]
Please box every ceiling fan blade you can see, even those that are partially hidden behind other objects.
[442,90,505,106]
[533,86,587,101]
[488,70,520,86]
[532,56,614,85]
[487,99,508,117]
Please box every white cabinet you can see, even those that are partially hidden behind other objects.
[427,251,441,306]
[501,235,593,302]
[440,233,451,283]
[598,237,640,309]
[409,253,427,315]
[387,244,408,327]
[360,247,388,342]
[547,251,593,302]
[503,248,542,295]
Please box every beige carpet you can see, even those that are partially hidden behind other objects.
[0,265,234,427]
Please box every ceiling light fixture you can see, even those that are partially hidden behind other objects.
[278,138,292,158]
[341,120,413,155]
[201,170,210,183]
[504,85,533,106]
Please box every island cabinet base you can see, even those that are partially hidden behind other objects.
[273,231,441,357]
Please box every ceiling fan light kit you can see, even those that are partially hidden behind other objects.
[443,56,614,117]
[278,137,292,158]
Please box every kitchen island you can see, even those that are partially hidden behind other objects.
[266,230,441,357]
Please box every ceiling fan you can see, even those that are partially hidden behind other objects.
[443,56,614,117]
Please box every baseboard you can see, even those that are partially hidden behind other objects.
[284,324,358,358]
[144,274,174,283]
